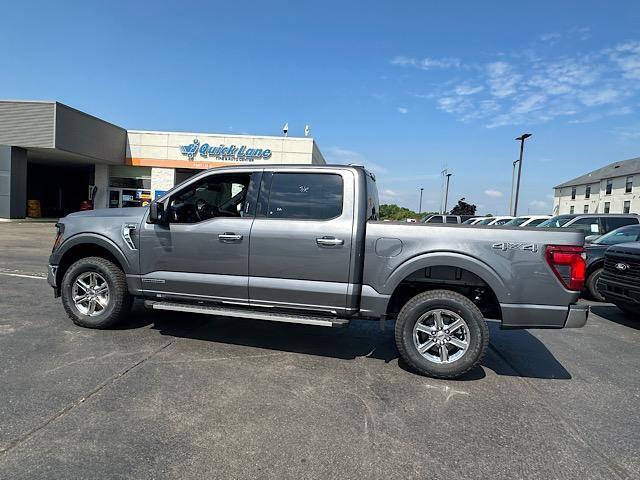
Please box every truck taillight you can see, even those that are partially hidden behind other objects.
[545,245,586,291]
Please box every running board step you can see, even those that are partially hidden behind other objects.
[145,301,350,328]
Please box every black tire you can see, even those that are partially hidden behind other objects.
[586,267,605,302]
[61,256,132,329]
[614,302,638,317]
[395,290,489,379]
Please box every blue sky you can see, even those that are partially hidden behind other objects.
[1,1,639,215]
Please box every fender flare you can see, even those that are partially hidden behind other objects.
[55,233,133,277]
[381,251,510,303]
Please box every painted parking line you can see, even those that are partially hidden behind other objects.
[0,271,46,280]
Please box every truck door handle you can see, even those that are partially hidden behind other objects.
[218,233,243,242]
[316,236,344,247]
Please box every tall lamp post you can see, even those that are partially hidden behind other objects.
[513,133,532,216]
[510,159,520,216]
[418,187,424,214]
[444,173,453,213]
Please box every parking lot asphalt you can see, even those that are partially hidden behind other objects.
[0,222,638,480]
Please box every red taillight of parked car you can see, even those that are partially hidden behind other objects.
[545,245,586,291]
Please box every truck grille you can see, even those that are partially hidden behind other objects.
[602,250,640,287]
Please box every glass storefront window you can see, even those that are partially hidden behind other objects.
[108,166,152,208]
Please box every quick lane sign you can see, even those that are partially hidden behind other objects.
[180,139,273,161]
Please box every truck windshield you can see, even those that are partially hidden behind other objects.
[537,216,573,228]
[504,217,529,226]
[593,225,640,245]
[477,218,495,225]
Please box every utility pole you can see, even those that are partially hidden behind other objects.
[510,159,520,216]
[418,187,424,214]
[444,173,452,213]
[439,169,447,213]
[513,133,532,216]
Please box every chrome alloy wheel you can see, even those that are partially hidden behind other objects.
[413,309,470,364]
[72,272,110,316]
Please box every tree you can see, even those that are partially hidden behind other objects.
[379,204,428,221]
[449,198,476,216]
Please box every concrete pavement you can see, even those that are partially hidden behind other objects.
[0,223,638,479]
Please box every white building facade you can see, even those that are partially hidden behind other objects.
[553,157,640,215]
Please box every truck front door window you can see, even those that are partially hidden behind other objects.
[168,174,251,223]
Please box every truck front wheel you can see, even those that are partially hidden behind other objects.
[61,256,132,329]
[395,290,489,379]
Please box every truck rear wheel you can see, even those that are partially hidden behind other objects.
[586,267,605,302]
[61,256,132,329]
[395,290,489,379]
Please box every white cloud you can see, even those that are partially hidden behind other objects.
[397,39,640,129]
[484,189,503,198]
[539,33,561,42]
[608,41,640,79]
[578,88,620,106]
[455,84,484,96]
[612,124,640,139]
[512,94,547,114]
[391,55,461,70]
[487,62,522,98]
[530,200,548,209]
[437,96,471,114]
[365,162,389,174]
[325,147,388,174]
[397,107,409,114]
[382,189,398,197]
[325,147,362,163]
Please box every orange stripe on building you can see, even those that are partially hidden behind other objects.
[125,157,233,170]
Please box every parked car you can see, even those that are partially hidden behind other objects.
[48,165,588,379]
[475,216,514,226]
[537,214,639,237]
[598,241,640,316]
[583,225,640,301]
[503,215,551,227]
[422,214,462,224]
[461,217,484,225]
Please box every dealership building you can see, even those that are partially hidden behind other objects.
[553,156,639,215]
[0,100,325,219]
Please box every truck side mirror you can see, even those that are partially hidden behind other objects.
[584,234,599,243]
[148,201,165,224]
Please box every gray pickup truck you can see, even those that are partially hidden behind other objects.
[48,165,588,378]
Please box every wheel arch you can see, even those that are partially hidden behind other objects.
[382,252,507,320]
[586,258,604,277]
[55,234,131,289]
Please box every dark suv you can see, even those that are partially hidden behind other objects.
[537,214,639,237]
[598,242,640,316]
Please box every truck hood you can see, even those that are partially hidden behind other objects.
[65,207,147,221]
[607,241,640,254]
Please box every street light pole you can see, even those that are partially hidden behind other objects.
[510,159,520,216]
[513,133,532,216]
[418,187,424,214]
[444,173,452,213]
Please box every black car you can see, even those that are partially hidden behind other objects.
[598,241,640,316]
[584,225,640,301]
[537,214,639,237]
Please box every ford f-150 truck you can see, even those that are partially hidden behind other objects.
[48,165,588,378]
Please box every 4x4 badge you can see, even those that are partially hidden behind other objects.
[492,242,538,253]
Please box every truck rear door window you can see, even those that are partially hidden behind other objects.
[267,173,343,220]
